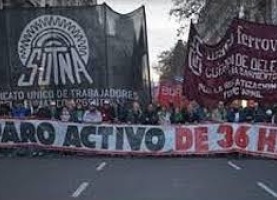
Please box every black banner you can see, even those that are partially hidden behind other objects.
[0,4,151,104]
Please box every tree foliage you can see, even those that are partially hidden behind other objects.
[154,40,187,80]
[153,49,173,80]
[170,0,205,36]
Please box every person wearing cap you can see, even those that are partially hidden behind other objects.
[100,100,115,123]
[83,101,102,123]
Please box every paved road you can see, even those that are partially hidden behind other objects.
[0,156,276,200]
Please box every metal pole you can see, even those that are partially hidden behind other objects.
[142,5,152,103]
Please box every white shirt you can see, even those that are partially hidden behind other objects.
[158,111,171,125]
[234,112,240,122]
[83,110,103,123]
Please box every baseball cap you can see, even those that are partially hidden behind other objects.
[104,99,110,104]
[90,100,97,106]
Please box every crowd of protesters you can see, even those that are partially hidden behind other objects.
[0,99,277,125]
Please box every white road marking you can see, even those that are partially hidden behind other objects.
[72,182,89,198]
[257,181,277,198]
[227,161,241,170]
[96,162,107,171]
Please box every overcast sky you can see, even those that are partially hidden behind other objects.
[98,0,181,80]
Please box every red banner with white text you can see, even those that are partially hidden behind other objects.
[158,80,188,107]
[184,18,277,106]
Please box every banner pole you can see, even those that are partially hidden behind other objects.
[143,5,152,103]
[104,3,109,98]
[182,20,193,99]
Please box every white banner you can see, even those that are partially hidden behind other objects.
[0,120,276,158]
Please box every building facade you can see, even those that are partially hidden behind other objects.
[0,0,97,9]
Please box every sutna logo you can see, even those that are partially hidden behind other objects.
[17,15,93,87]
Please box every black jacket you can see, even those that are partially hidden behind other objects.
[141,110,159,125]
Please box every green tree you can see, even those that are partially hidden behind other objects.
[154,40,186,80]
[170,0,205,36]
[169,0,271,42]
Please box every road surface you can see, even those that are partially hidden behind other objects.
[0,155,276,200]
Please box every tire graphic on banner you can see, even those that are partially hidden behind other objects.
[188,36,203,76]
[17,15,93,87]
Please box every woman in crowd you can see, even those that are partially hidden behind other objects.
[60,106,71,122]
[158,105,171,125]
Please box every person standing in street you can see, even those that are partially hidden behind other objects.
[83,101,103,124]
